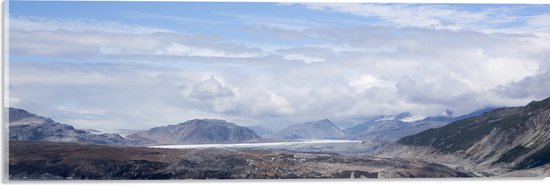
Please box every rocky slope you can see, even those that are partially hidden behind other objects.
[8,108,138,145]
[9,141,475,180]
[345,120,448,141]
[345,108,494,141]
[380,97,550,174]
[128,119,261,144]
[270,119,346,140]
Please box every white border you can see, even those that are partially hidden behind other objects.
[1,0,549,184]
[4,0,550,4]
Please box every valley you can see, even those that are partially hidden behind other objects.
[8,141,474,180]
[8,1,550,181]
[6,97,550,179]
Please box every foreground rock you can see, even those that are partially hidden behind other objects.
[9,141,474,180]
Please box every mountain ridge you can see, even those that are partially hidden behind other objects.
[7,108,139,145]
[128,119,262,144]
[270,119,346,140]
[344,108,496,141]
[393,97,550,171]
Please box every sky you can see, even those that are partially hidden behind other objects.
[6,1,550,131]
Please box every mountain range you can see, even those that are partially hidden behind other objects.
[8,108,139,145]
[7,106,497,145]
[343,108,494,141]
[6,96,550,178]
[8,108,262,145]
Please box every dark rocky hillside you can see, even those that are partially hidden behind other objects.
[397,97,550,170]
[9,141,475,180]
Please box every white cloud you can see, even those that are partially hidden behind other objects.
[9,17,266,59]
[224,13,319,32]
[7,97,20,106]
[493,72,550,100]
[8,9,550,130]
[161,42,262,58]
[122,11,225,26]
[301,4,497,30]
[10,16,175,34]
[526,14,550,28]
[282,54,325,63]
[189,76,235,99]
[348,75,395,93]
[55,106,109,118]
[257,85,295,116]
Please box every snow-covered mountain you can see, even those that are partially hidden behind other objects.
[344,109,494,141]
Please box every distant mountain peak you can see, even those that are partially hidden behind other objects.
[271,119,346,140]
[306,119,335,126]
[8,107,39,123]
[129,119,261,144]
[319,118,331,122]
[192,118,227,122]
[179,119,233,126]
[8,107,136,145]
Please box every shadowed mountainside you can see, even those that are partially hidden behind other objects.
[380,97,550,173]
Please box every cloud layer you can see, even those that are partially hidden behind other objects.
[8,3,550,130]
